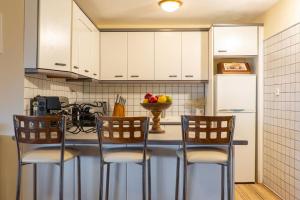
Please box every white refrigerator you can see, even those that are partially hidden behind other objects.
[215,74,256,183]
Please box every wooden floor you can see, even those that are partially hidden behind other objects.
[235,184,282,200]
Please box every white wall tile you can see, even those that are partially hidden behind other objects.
[24,75,205,117]
[264,24,300,200]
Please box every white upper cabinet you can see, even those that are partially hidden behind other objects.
[38,0,72,71]
[100,32,128,80]
[71,2,81,74]
[155,32,181,80]
[91,31,100,80]
[182,32,208,80]
[214,26,258,56]
[72,3,99,79]
[78,13,94,77]
[128,32,155,80]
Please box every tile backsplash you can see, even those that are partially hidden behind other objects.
[264,23,300,200]
[24,74,205,117]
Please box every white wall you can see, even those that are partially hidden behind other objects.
[256,0,300,39]
[0,1,24,199]
[0,0,24,136]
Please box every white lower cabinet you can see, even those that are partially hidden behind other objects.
[100,32,128,80]
[155,32,182,80]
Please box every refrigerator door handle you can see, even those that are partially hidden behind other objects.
[218,109,246,112]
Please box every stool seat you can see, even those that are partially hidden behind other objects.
[22,148,80,164]
[176,148,228,164]
[103,148,150,163]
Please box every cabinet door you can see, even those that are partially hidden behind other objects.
[128,32,154,80]
[100,32,127,80]
[155,32,181,80]
[71,2,80,74]
[214,26,258,56]
[91,31,100,80]
[38,0,72,71]
[77,13,93,77]
[182,32,208,80]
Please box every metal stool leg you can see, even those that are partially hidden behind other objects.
[227,164,232,200]
[221,165,225,200]
[105,163,110,200]
[99,161,104,200]
[16,163,22,200]
[175,157,180,200]
[147,159,152,200]
[59,161,64,200]
[33,164,37,200]
[183,161,187,200]
[77,156,81,200]
[142,162,146,200]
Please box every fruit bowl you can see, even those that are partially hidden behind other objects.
[140,102,172,134]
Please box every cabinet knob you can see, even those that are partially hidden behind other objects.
[73,66,79,69]
[84,70,89,73]
[168,75,177,78]
[54,62,66,66]
[114,75,123,78]
[185,75,194,78]
[217,50,227,53]
[130,75,139,78]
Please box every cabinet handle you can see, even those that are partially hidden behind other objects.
[185,75,194,78]
[93,73,97,76]
[114,75,123,78]
[169,75,177,78]
[130,75,139,78]
[54,63,66,66]
[73,66,79,69]
[218,50,227,53]
[84,70,89,73]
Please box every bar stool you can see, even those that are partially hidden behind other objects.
[96,116,151,200]
[13,115,81,200]
[175,116,236,200]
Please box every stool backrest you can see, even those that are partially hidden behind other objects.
[96,116,150,145]
[13,115,65,144]
[181,115,235,146]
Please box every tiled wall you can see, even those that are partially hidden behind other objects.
[24,74,205,117]
[264,23,300,200]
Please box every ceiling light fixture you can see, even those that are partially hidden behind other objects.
[159,0,183,12]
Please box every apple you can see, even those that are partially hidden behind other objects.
[149,96,158,103]
[144,92,153,100]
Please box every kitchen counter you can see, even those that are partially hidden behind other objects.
[65,130,247,145]
[15,124,246,200]
[64,125,244,200]
[66,116,247,146]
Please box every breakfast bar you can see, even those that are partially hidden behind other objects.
[62,122,247,200]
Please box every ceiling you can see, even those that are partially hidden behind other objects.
[74,0,279,28]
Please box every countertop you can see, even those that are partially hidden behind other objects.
[65,116,247,145]
[66,131,248,146]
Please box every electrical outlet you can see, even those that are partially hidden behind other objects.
[274,88,280,96]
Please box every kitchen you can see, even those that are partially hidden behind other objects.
[0,0,300,200]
